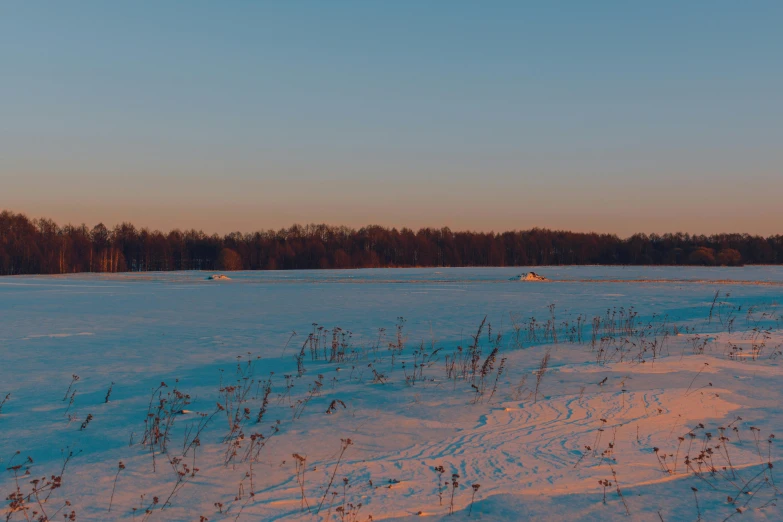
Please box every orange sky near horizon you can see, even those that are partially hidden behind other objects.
[2,2,782,237]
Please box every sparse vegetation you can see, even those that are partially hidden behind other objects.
[3,282,783,520]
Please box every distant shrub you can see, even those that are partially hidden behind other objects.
[218,248,243,271]
[332,249,351,269]
[688,247,716,266]
[717,248,743,266]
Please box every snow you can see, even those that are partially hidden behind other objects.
[511,271,549,281]
[1,267,783,521]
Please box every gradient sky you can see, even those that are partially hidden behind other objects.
[2,1,782,236]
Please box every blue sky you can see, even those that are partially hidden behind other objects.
[1,1,781,235]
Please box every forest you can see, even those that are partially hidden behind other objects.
[1,210,782,275]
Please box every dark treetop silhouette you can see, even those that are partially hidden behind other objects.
[1,210,781,275]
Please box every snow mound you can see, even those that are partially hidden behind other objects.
[510,271,548,281]
[208,274,231,280]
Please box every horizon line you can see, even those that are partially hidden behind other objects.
[3,209,781,240]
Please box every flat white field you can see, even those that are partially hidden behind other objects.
[1,267,783,521]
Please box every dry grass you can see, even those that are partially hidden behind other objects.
[3,294,783,520]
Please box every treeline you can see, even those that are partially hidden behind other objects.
[1,210,782,275]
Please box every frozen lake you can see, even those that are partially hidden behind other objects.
[1,267,782,521]
[2,267,781,383]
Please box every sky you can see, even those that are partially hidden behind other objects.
[1,1,782,237]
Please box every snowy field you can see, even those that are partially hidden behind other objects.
[2,267,783,521]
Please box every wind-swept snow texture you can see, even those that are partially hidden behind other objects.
[2,267,783,521]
